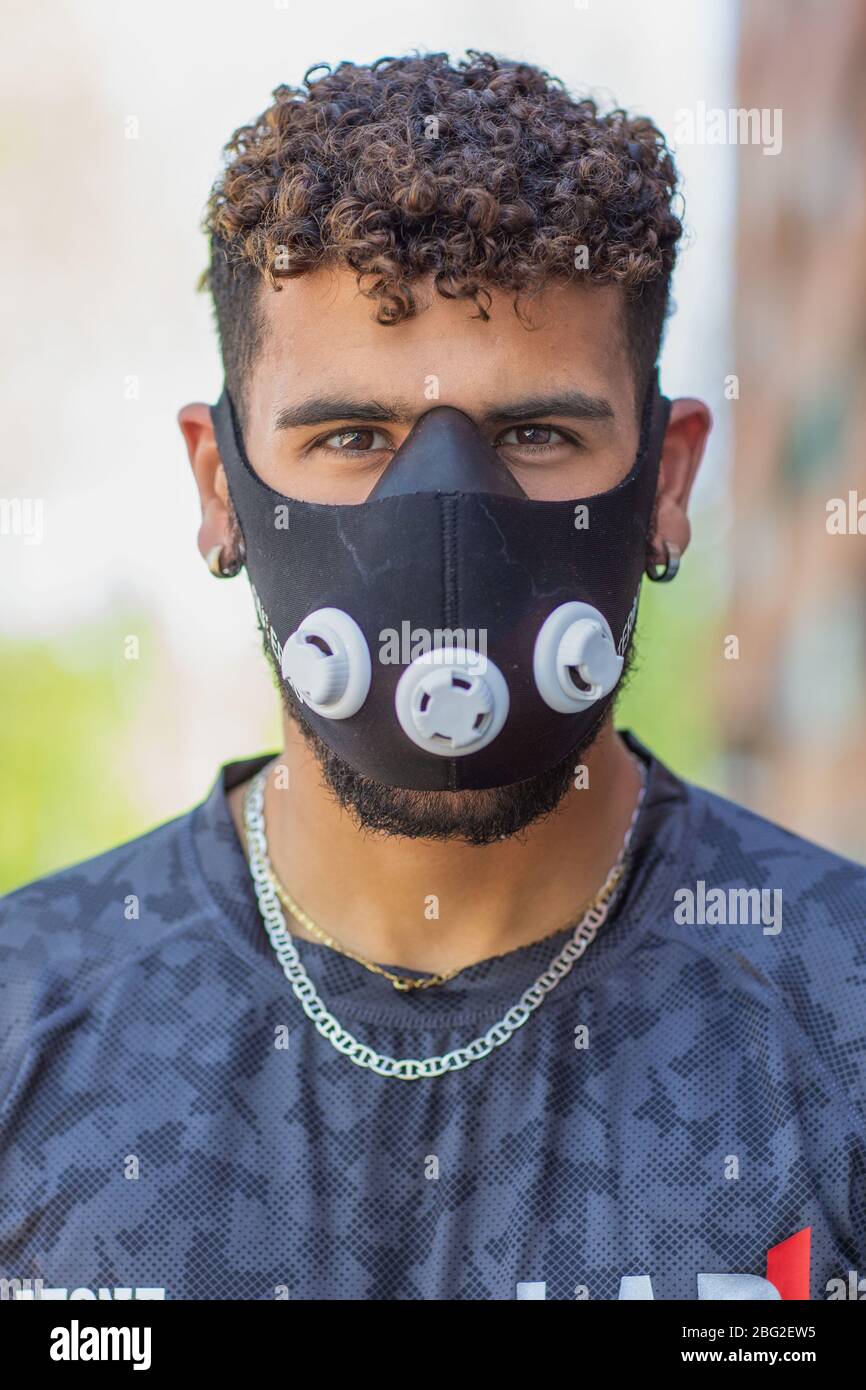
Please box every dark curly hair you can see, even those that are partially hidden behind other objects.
[203,50,683,423]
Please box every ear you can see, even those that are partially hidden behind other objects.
[651,397,712,558]
[178,401,236,565]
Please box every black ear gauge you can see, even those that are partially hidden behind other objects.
[206,543,244,578]
[644,539,681,583]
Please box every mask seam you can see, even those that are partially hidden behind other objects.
[441,493,460,792]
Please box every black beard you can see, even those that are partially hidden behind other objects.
[260,631,638,847]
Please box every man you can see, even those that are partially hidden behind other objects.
[1,52,863,1303]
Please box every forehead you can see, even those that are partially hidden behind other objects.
[254,267,634,411]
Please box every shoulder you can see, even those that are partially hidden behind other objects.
[0,808,204,948]
[680,777,865,917]
[0,809,208,1091]
[671,775,866,1112]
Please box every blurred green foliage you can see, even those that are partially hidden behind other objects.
[0,618,154,895]
[616,543,723,786]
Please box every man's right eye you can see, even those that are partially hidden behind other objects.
[318,428,392,453]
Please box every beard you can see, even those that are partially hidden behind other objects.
[260,629,638,847]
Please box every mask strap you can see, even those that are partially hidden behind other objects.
[641,371,679,582]
[642,368,672,467]
[211,386,247,477]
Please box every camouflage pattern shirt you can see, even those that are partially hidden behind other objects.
[1,731,864,1301]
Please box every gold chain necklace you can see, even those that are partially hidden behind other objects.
[242,771,637,992]
[263,851,627,991]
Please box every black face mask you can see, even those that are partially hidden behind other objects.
[211,376,671,791]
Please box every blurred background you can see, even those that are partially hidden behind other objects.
[1,0,864,892]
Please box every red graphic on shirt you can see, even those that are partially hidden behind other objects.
[766,1227,811,1299]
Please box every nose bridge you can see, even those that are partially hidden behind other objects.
[366,405,527,500]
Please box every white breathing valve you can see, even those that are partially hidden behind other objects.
[411,667,493,749]
[533,601,624,712]
[395,647,510,756]
[281,607,371,719]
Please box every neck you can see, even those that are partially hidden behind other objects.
[228,718,643,975]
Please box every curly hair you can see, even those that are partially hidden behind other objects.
[203,50,683,422]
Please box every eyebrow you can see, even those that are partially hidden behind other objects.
[272,389,615,431]
[273,397,416,430]
[482,391,615,425]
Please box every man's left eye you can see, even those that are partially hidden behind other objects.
[496,425,566,448]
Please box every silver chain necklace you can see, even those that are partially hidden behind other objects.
[242,759,648,1080]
